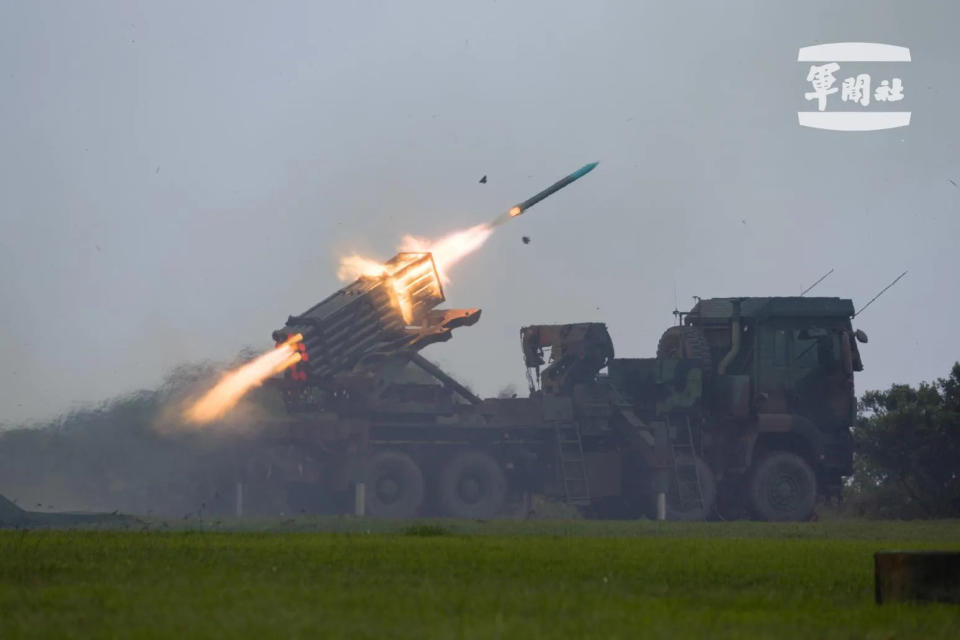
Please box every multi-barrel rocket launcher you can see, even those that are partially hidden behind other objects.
[271,252,482,413]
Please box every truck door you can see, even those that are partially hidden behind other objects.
[754,323,791,414]
[790,327,852,427]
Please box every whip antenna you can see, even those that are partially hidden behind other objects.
[855,271,907,317]
[801,268,834,296]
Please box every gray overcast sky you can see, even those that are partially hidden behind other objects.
[1,1,958,426]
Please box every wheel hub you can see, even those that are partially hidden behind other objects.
[768,470,802,509]
[376,476,401,504]
[457,475,483,504]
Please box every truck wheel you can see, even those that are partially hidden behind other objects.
[666,454,716,521]
[748,452,817,521]
[438,451,507,519]
[657,326,712,368]
[364,451,424,518]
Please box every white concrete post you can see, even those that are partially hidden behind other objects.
[354,482,366,517]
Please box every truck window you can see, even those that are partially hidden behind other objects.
[792,330,819,369]
[773,330,788,367]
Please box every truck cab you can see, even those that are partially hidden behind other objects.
[678,297,865,519]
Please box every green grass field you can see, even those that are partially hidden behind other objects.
[1,519,959,639]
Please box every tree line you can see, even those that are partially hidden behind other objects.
[847,362,960,518]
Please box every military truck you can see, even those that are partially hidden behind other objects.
[609,296,865,520]
[251,253,864,521]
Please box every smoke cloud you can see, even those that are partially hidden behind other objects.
[0,353,292,517]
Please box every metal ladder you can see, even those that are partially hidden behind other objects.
[556,422,591,505]
[669,414,705,518]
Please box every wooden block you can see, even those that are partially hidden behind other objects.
[875,551,960,604]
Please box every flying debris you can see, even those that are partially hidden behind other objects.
[479,175,487,184]
[522,236,531,245]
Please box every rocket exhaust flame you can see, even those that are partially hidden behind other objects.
[338,224,494,285]
[398,223,493,284]
[279,333,303,348]
[183,338,303,424]
[337,255,388,281]
[338,162,597,286]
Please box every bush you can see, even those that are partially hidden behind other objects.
[846,363,960,518]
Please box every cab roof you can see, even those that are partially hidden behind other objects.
[687,297,855,320]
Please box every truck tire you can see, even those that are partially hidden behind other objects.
[666,454,716,520]
[364,451,424,518]
[657,326,712,368]
[748,452,817,521]
[438,451,507,519]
